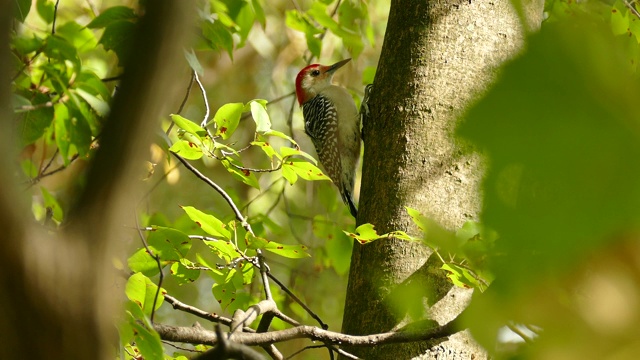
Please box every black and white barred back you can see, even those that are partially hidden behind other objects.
[302,94,357,216]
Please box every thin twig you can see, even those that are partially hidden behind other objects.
[134,211,163,323]
[101,75,122,82]
[266,272,327,330]
[166,71,196,135]
[507,323,534,344]
[624,0,640,19]
[194,71,211,129]
[52,0,61,35]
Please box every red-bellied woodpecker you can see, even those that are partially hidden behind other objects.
[295,58,361,218]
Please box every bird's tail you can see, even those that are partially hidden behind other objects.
[342,189,358,218]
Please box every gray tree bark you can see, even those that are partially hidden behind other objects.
[0,2,191,359]
[341,0,543,359]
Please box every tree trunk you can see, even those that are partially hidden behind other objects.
[0,2,191,359]
[341,0,543,358]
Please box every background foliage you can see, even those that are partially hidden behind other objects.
[9,0,640,359]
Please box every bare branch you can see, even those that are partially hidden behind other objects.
[194,325,265,360]
[163,294,254,331]
[155,319,460,348]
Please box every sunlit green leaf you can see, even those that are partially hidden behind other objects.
[147,226,192,261]
[181,206,231,239]
[246,233,310,258]
[170,114,207,139]
[169,140,203,160]
[282,158,330,181]
[127,247,160,276]
[170,259,201,285]
[249,100,271,133]
[251,141,279,160]
[56,21,98,53]
[344,223,415,244]
[611,1,629,36]
[221,157,260,189]
[125,273,165,316]
[280,146,317,165]
[87,6,137,29]
[212,102,243,139]
[264,129,298,146]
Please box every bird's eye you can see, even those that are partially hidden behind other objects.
[311,69,320,77]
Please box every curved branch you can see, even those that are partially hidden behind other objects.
[155,318,460,348]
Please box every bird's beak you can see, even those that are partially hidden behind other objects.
[325,58,351,74]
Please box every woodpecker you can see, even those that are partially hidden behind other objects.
[295,58,361,218]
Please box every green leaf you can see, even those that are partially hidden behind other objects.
[611,1,629,36]
[456,221,481,242]
[249,100,271,133]
[362,66,376,85]
[344,223,415,244]
[170,259,200,285]
[127,247,160,276]
[441,263,485,291]
[64,96,93,157]
[44,35,80,68]
[41,187,63,223]
[170,113,207,139]
[131,320,163,360]
[202,20,234,59]
[221,157,260,189]
[251,0,266,28]
[282,158,330,181]
[211,268,240,310]
[14,0,31,22]
[235,3,254,47]
[53,103,71,162]
[74,88,109,117]
[280,146,317,165]
[212,103,243,139]
[76,70,111,100]
[308,2,363,58]
[251,141,279,160]
[246,233,310,258]
[99,20,136,64]
[264,129,298,146]
[285,10,322,58]
[406,207,429,233]
[181,206,231,239]
[306,32,322,58]
[87,6,137,28]
[281,162,297,185]
[203,240,239,263]
[125,273,165,316]
[16,93,54,145]
[12,34,43,55]
[36,0,54,23]
[184,48,204,76]
[169,139,203,160]
[147,226,192,261]
[56,21,98,53]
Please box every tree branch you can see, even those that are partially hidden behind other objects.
[155,318,460,348]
